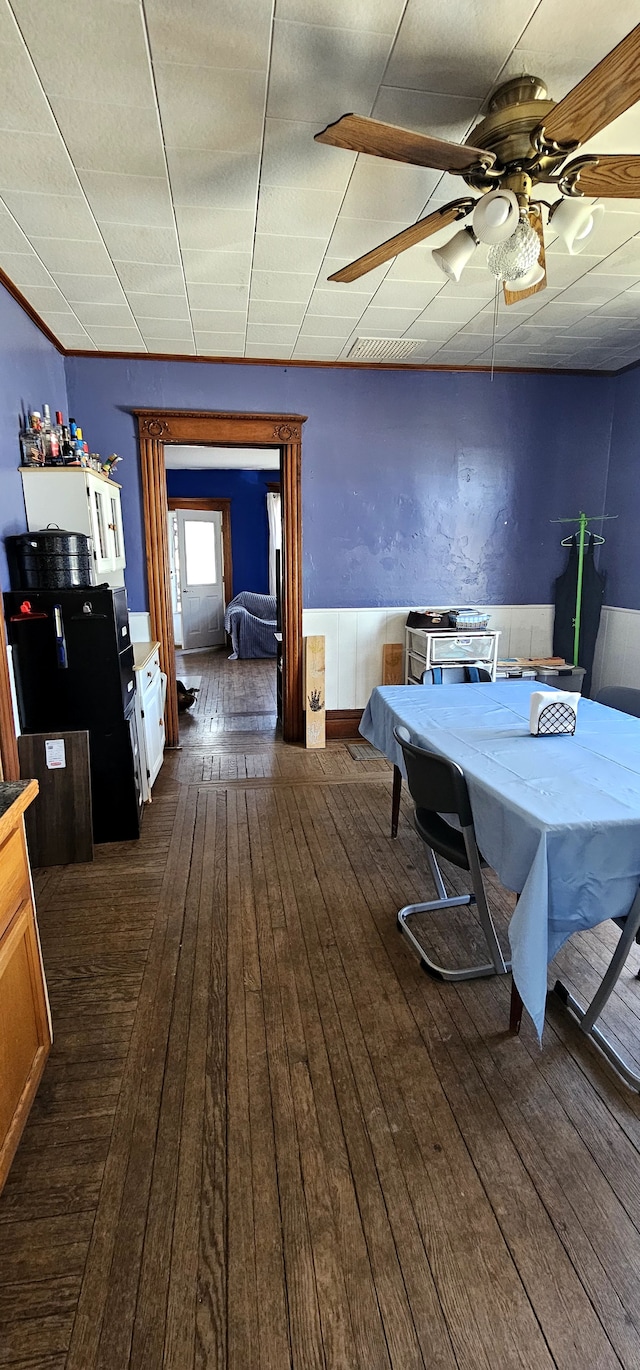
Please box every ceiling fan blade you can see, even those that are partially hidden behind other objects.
[561,154,640,197]
[503,208,546,307]
[327,199,475,284]
[315,113,495,174]
[537,24,640,149]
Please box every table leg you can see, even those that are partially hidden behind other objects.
[391,764,402,838]
[509,981,523,1034]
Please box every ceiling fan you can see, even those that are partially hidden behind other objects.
[315,23,640,305]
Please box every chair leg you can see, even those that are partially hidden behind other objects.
[391,764,402,838]
[397,845,511,983]
[552,888,640,1091]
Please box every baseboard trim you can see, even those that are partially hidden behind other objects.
[326,709,363,740]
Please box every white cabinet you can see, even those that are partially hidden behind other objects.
[21,467,125,587]
[404,627,501,683]
[133,642,166,801]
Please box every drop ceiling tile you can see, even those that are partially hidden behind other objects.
[275,0,404,33]
[114,261,186,294]
[53,273,128,305]
[244,343,293,358]
[168,150,260,211]
[418,296,485,323]
[194,331,246,353]
[57,334,96,350]
[187,283,249,311]
[440,272,498,300]
[37,310,81,336]
[372,86,481,142]
[155,63,266,153]
[339,158,442,225]
[384,240,460,283]
[291,338,344,358]
[82,325,145,347]
[0,131,79,195]
[526,302,594,328]
[371,279,442,310]
[256,186,343,240]
[597,294,640,316]
[0,200,31,252]
[248,299,306,326]
[144,0,273,71]
[126,293,190,320]
[261,119,356,192]
[72,302,137,328]
[0,250,53,287]
[145,340,196,354]
[543,254,601,289]
[246,322,300,344]
[101,222,181,266]
[28,238,114,275]
[253,234,328,275]
[190,309,247,332]
[557,274,638,304]
[403,319,458,341]
[139,318,194,341]
[182,249,252,286]
[249,269,317,301]
[591,237,640,275]
[10,0,155,106]
[299,313,356,339]
[307,287,372,317]
[327,216,409,260]
[267,20,392,124]
[0,40,58,135]
[79,172,174,228]
[1,190,101,240]
[385,0,537,97]
[175,207,254,253]
[19,284,74,315]
[516,1,640,77]
[356,306,422,333]
[50,101,166,177]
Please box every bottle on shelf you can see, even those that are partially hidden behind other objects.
[20,413,44,467]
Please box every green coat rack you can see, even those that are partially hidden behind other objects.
[551,512,616,666]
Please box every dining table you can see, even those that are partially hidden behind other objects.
[360,680,640,1068]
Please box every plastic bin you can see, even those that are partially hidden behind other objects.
[535,665,586,694]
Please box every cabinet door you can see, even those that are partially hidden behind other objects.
[88,481,113,574]
[0,900,51,1192]
[141,670,166,789]
[107,488,126,571]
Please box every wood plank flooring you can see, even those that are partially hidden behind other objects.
[4,648,640,1366]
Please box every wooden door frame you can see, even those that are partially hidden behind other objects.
[167,497,233,607]
[134,409,306,747]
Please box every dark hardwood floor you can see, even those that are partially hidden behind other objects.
[3,648,640,1367]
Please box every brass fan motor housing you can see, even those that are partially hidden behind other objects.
[463,77,570,192]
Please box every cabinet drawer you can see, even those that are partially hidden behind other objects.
[0,827,30,939]
[430,634,495,664]
[140,653,161,692]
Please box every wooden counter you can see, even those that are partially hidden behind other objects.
[0,779,52,1194]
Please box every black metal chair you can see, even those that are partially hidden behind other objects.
[393,726,509,981]
[421,665,492,684]
[595,686,640,718]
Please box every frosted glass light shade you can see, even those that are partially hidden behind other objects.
[504,260,545,291]
[473,189,519,244]
[431,227,477,282]
[551,198,604,254]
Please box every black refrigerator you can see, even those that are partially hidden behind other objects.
[4,586,144,842]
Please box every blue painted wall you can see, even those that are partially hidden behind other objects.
[604,367,640,610]
[64,355,616,612]
[0,281,68,590]
[166,467,272,596]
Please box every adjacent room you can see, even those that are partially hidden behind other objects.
[3,4,640,1369]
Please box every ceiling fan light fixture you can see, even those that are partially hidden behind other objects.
[473,189,520,244]
[431,226,478,282]
[549,198,604,254]
[487,217,540,281]
[503,260,545,291]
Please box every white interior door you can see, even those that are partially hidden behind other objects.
[176,509,225,650]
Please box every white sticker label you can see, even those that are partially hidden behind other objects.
[45,739,66,770]
[121,626,127,636]
[127,680,134,691]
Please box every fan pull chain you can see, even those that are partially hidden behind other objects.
[490,277,500,381]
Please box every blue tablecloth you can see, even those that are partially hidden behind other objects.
[360,682,640,1037]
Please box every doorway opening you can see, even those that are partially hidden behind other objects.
[166,447,282,741]
[135,409,305,748]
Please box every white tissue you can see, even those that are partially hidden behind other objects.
[529,689,579,736]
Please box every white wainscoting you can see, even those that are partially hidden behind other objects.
[592,606,640,698]
[302,605,555,711]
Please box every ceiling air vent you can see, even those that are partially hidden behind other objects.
[347,336,421,362]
